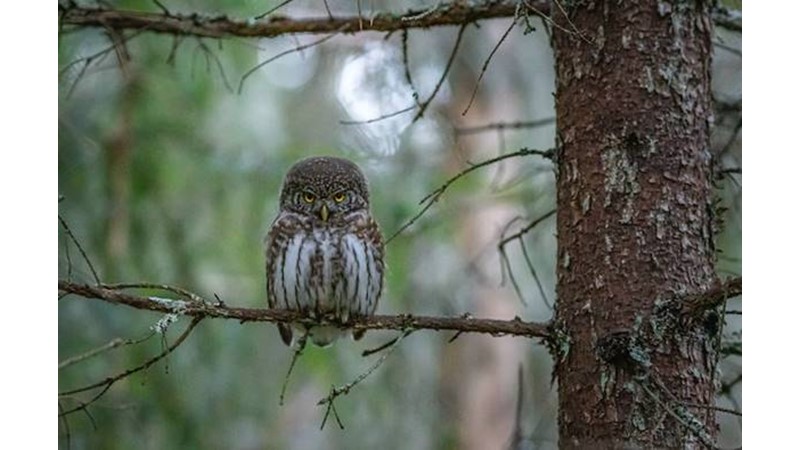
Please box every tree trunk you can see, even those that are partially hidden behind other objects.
[552,2,719,448]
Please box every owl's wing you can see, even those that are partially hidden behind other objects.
[365,216,385,314]
[265,215,294,346]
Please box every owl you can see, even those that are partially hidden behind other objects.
[265,156,384,346]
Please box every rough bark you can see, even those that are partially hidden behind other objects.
[551,1,718,448]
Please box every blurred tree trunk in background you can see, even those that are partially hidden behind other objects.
[552,1,718,448]
[104,56,137,278]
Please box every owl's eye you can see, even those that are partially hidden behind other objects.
[333,192,347,203]
[302,192,316,203]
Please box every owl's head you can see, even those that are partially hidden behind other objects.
[279,156,371,222]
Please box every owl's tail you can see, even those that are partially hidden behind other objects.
[309,326,345,347]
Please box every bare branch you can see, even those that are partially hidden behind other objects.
[60,2,741,41]
[519,237,551,309]
[60,2,535,39]
[640,380,718,449]
[386,147,554,243]
[59,332,155,370]
[455,118,556,135]
[462,15,517,116]
[681,276,742,317]
[318,330,411,430]
[279,332,308,406]
[254,0,295,21]
[58,402,71,450]
[238,29,344,93]
[497,209,556,249]
[59,215,101,284]
[340,105,416,126]
[683,402,741,417]
[712,6,742,32]
[196,38,234,92]
[59,316,203,417]
[412,22,468,122]
[58,280,551,339]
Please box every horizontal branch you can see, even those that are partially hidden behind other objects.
[59,1,740,40]
[58,281,551,339]
[60,2,524,39]
[681,276,742,317]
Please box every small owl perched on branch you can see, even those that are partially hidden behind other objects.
[265,156,384,346]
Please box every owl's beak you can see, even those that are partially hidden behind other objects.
[319,203,329,222]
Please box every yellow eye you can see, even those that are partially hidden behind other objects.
[333,192,346,203]
[302,192,315,203]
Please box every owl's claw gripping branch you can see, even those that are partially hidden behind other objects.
[57,280,552,339]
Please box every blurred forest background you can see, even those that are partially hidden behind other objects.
[58,1,741,449]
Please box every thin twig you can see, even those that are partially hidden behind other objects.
[683,402,742,417]
[58,215,101,284]
[152,0,170,16]
[322,0,333,19]
[386,147,554,243]
[519,237,551,310]
[63,230,73,281]
[401,29,421,105]
[455,118,556,135]
[254,0,295,20]
[58,402,71,450]
[238,28,345,93]
[340,105,416,125]
[498,209,556,249]
[715,117,742,158]
[499,241,527,306]
[318,330,411,429]
[497,216,525,288]
[279,332,308,406]
[522,0,585,41]
[59,317,203,411]
[59,332,156,370]
[462,15,517,116]
[361,334,401,357]
[165,34,185,65]
[81,407,98,430]
[640,382,718,450]
[412,22,467,122]
[356,0,363,30]
[59,28,148,98]
[58,280,552,339]
[196,38,234,92]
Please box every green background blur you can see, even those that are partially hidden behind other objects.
[58,1,741,448]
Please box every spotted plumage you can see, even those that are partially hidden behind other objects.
[265,156,384,346]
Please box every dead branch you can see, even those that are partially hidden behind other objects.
[318,330,411,430]
[60,2,534,39]
[413,22,467,122]
[681,276,742,317]
[462,13,518,116]
[59,332,155,370]
[59,214,101,284]
[59,2,741,40]
[59,316,203,417]
[497,209,556,248]
[455,118,556,135]
[58,280,551,339]
[386,147,554,243]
